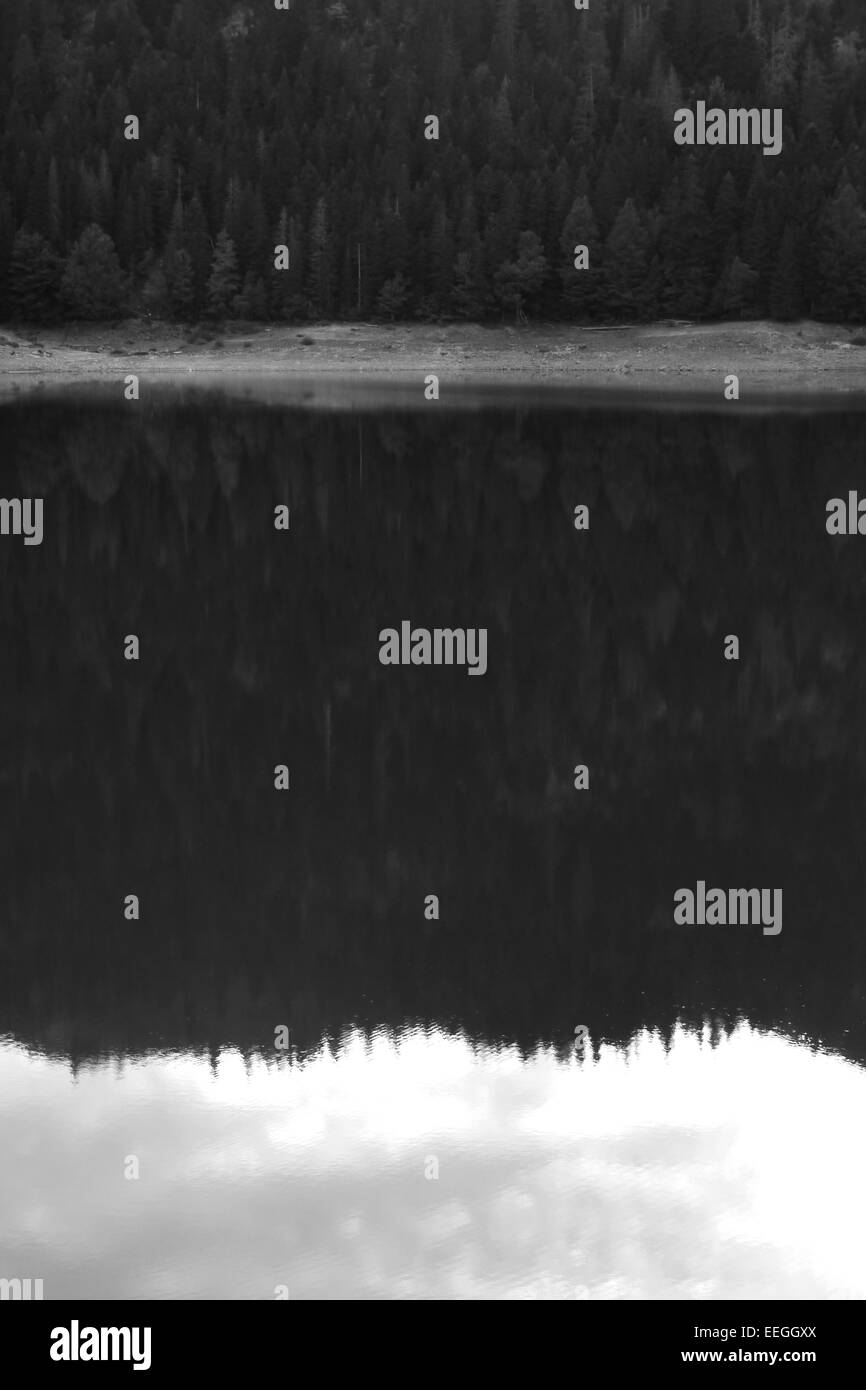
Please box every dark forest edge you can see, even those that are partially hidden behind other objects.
[2,0,866,325]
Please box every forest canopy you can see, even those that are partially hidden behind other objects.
[1,0,866,323]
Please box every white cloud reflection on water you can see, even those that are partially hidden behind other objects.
[1,1022,864,1300]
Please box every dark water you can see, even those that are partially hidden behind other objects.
[2,385,866,1299]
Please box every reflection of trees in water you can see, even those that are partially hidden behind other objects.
[1,397,865,1065]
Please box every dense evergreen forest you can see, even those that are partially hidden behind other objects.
[2,0,866,324]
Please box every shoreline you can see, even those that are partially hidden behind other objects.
[1,319,865,403]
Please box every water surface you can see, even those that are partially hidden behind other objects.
[1,385,865,1298]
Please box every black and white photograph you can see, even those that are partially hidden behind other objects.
[1,0,865,1354]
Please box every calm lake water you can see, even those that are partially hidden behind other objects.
[1,382,866,1299]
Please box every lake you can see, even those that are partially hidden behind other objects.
[1,382,865,1299]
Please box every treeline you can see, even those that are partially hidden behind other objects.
[2,0,866,324]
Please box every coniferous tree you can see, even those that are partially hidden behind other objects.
[663,161,712,319]
[770,227,802,320]
[168,249,195,320]
[9,229,62,322]
[376,271,411,320]
[493,230,548,323]
[142,260,171,318]
[817,181,866,321]
[184,194,213,316]
[452,246,487,320]
[719,256,760,319]
[603,200,651,320]
[307,197,332,318]
[206,230,240,318]
[560,196,601,320]
[60,224,127,319]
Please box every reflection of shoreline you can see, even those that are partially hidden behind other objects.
[4,374,866,413]
[2,320,866,402]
